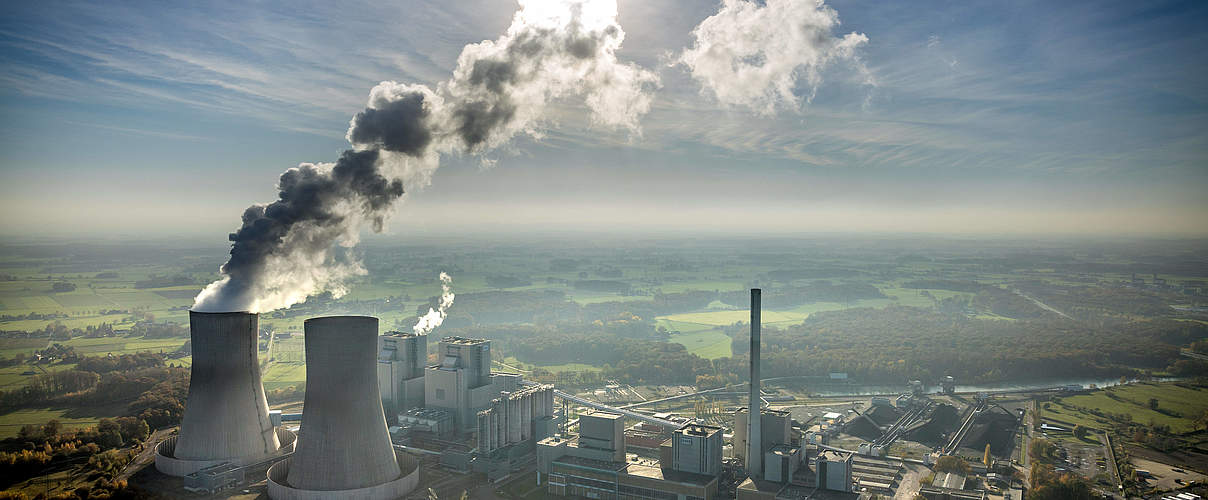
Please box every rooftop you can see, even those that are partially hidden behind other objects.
[382,331,423,338]
[678,424,721,437]
[441,336,488,345]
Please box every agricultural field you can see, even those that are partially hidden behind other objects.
[1043,382,1208,433]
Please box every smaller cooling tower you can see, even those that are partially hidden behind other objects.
[268,316,418,500]
[155,311,295,476]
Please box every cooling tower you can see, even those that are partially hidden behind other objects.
[268,316,418,500]
[155,311,294,476]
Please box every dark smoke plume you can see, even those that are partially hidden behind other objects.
[194,0,657,313]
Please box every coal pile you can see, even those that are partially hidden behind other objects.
[844,415,883,441]
[962,406,1019,456]
[901,403,959,445]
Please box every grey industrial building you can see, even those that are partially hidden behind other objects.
[477,384,556,455]
[671,424,723,477]
[537,411,719,499]
[377,331,427,420]
[267,316,419,500]
[156,311,295,477]
[424,337,521,433]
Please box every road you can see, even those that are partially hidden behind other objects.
[118,428,173,481]
[1101,432,1124,498]
[1011,288,1073,320]
[1181,349,1208,362]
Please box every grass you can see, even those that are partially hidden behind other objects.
[1043,382,1208,433]
[667,329,733,359]
[263,361,307,391]
[500,356,601,373]
[0,408,105,438]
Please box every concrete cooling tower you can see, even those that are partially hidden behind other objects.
[268,316,419,500]
[155,311,295,476]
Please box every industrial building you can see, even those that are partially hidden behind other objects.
[267,316,419,500]
[377,331,427,420]
[424,337,521,432]
[537,411,719,499]
[156,311,295,477]
[477,384,556,455]
[816,450,853,492]
[670,424,723,477]
[733,408,793,475]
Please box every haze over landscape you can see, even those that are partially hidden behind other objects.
[0,1,1207,500]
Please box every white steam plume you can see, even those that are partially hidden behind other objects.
[413,272,455,334]
[677,0,870,114]
[193,0,656,313]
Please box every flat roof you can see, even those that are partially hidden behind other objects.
[441,336,488,345]
[552,454,627,472]
[678,424,721,437]
[625,462,716,486]
[382,331,423,338]
[584,411,623,420]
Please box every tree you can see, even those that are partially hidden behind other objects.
[1073,424,1089,440]
[1148,398,1159,410]
[934,456,971,474]
[42,419,61,438]
[984,443,992,467]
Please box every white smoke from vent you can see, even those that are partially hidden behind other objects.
[193,0,656,314]
[677,0,869,114]
[413,272,455,334]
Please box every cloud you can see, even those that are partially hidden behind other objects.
[194,0,659,313]
[676,0,870,113]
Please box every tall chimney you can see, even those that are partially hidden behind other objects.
[747,288,762,477]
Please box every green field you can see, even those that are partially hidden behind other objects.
[263,361,307,391]
[668,329,733,359]
[0,408,106,439]
[1043,382,1208,433]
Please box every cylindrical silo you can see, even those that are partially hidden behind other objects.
[283,316,401,493]
[156,311,287,476]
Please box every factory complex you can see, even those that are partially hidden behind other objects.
[141,289,1023,499]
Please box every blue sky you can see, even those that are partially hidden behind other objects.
[0,0,1205,238]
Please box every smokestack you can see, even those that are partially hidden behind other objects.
[748,288,761,476]
[155,311,291,476]
[268,316,418,499]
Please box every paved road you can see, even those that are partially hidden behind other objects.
[1011,288,1073,320]
[118,428,173,481]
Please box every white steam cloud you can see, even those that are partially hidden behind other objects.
[413,272,455,334]
[677,0,869,113]
[193,0,657,313]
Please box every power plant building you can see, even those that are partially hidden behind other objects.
[156,311,295,476]
[267,316,418,500]
[425,337,519,432]
[377,331,427,419]
[477,384,556,455]
[671,424,723,477]
[537,411,718,499]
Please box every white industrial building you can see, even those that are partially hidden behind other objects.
[377,331,427,420]
[424,337,520,433]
